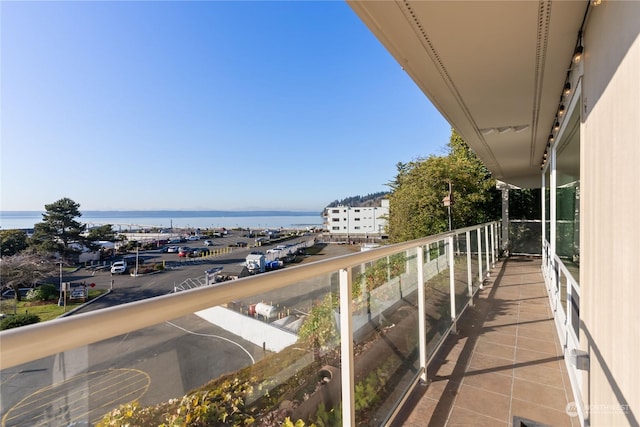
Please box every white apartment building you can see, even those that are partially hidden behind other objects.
[324,199,389,237]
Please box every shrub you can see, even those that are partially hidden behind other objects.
[26,284,58,301]
[1,313,40,330]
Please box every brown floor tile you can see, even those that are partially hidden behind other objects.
[479,330,517,347]
[513,362,567,389]
[512,377,572,412]
[402,397,439,426]
[424,378,459,402]
[516,334,561,356]
[468,352,514,375]
[473,340,515,361]
[510,397,576,427]
[461,371,513,397]
[516,324,557,341]
[481,324,519,336]
[447,406,510,426]
[452,384,510,423]
[515,347,561,365]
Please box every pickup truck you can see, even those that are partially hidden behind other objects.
[110,261,128,274]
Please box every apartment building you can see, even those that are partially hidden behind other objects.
[323,199,389,238]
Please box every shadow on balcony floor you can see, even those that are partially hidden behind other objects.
[391,256,579,427]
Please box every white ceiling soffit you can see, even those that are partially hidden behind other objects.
[348,0,587,188]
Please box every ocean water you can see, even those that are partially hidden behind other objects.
[0,210,324,231]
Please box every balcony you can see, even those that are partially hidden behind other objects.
[0,222,576,426]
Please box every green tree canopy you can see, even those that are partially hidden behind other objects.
[0,229,28,257]
[30,197,87,262]
[86,224,117,242]
[386,129,500,242]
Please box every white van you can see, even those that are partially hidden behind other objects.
[110,261,128,274]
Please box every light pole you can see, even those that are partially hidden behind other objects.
[58,261,63,306]
[135,245,139,276]
[57,261,66,311]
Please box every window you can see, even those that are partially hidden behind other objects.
[555,104,580,281]
[332,209,339,214]
[354,218,360,221]
[332,226,340,231]
[332,218,340,222]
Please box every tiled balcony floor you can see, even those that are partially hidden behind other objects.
[392,257,579,427]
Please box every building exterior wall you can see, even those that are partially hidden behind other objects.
[324,199,389,236]
[580,3,640,425]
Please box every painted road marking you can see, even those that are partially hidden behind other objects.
[1,368,150,427]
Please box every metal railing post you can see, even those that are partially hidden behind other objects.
[566,275,572,336]
[339,268,355,427]
[477,228,483,289]
[484,225,490,277]
[466,231,473,305]
[417,246,427,382]
[490,223,496,267]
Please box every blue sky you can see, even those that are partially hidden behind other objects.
[1,1,451,212]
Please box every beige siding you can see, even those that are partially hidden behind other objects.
[581,2,640,425]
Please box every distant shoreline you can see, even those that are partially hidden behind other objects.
[1,210,322,217]
[0,211,324,231]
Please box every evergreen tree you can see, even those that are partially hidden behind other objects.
[86,224,117,242]
[0,229,29,257]
[30,197,87,262]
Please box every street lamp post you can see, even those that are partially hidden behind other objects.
[135,245,139,276]
[58,261,63,307]
[57,261,66,311]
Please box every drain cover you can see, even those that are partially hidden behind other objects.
[513,416,552,427]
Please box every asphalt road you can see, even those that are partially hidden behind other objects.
[70,233,316,313]
[1,233,359,426]
[0,314,265,426]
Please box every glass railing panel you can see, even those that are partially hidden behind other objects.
[470,231,480,291]
[423,239,452,359]
[350,248,420,426]
[481,227,489,275]
[0,272,341,427]
[453,233,471,315]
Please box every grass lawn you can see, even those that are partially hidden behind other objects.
[13,289,107,322]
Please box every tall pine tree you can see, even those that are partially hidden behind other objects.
[31,197,88,262]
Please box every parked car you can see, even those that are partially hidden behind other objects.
[186,235,201,241]
[110,261,128,274]
[178,247,193,257]
[191,248,210,257]
[203,240,214,246]
[166,246,179,253]
[232,241,248,247]
[1,288,32,299]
